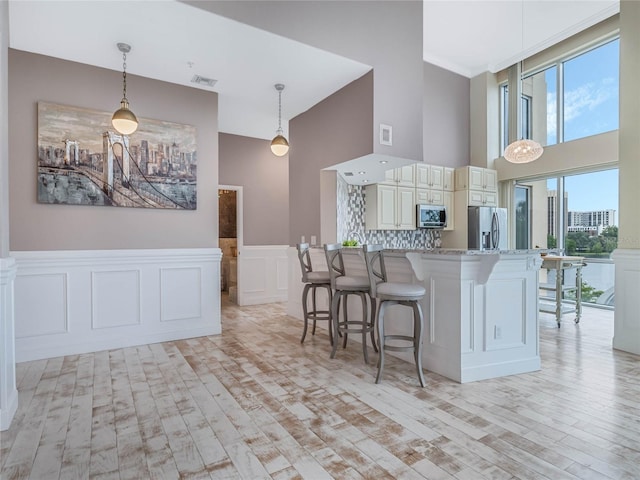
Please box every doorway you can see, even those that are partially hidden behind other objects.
[218,185,243,305]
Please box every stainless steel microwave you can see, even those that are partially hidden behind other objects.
[416,204,447,229]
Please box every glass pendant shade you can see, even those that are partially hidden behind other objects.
[112,98,138,135]
[270,134,289,156]
[504,138,543,164]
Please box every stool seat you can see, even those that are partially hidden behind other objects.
[307,271,331,283]
[377,282,426,300]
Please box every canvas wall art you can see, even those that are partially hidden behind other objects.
[37,102,197,209]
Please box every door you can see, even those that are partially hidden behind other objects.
[219,185,243,304]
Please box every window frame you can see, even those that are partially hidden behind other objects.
[499,33,619,155]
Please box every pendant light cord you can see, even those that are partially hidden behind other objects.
[122,50,128,101]
[277,88,283,135]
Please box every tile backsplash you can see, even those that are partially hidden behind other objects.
[337,177,441,249]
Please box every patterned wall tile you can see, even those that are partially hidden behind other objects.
[336,177,441,249]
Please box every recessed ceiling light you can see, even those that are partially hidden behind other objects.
[379,160,388,164]
[363,179,369,183]
[358,171,366,175]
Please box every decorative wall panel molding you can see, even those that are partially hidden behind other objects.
[15,272,68,338]
[160,267,202,322]
[12,248,221,362]
[238,246,288,306]
[91,270,140,329]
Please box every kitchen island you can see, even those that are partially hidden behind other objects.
[287,248,543,383]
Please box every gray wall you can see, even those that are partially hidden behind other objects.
[289,72,373,246]
[8,50,218,251]
[187,0,423,162]
[218,133,289,245]
[423,61,470,168]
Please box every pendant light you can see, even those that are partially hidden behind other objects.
[270,83,289,156]
[504,4,543,164]
[503,64,543,163]
[111,43,138,136]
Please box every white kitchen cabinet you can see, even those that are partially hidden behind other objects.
[416,188,444,205]
[443,167,455,191]
[455,166,497,192]
[443,190,454,231]
[416,164,444,190]
[467,189,498,207]
[365,184,415,230]
[381,164,415,187]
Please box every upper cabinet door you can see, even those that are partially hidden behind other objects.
[443,167,455,191]
[416,164,444,189]
[396,165,415,187]
[484,169,498,192]
[429,166,444,189]
[415,164,429,188]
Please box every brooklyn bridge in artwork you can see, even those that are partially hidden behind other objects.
[37,102,198,210]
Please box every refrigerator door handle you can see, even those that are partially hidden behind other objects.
[491,211,500,249]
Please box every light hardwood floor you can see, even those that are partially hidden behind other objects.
[1,298,639,479]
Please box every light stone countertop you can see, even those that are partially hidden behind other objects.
[384,248,547,255]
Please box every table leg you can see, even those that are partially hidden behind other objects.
[575,264,583,324]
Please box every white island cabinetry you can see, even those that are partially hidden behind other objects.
[402,250,542,383]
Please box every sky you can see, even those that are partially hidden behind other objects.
[543,38,619,214]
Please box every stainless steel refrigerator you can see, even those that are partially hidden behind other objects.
[468,206,508,250]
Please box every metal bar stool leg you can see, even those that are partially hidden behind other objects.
[311,286,318,336]
[324,285,334,346]
[330,292,342,359]
[359,292,369,364]
[369,296,378,353]
[300,283,311,344]
[375,302,387,384]
[412,301,426,387]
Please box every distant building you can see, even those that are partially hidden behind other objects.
[547,190,568,238]
[567,209,617,235]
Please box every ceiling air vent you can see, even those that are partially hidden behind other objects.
[343,172,354,177]
[191,75,217,87]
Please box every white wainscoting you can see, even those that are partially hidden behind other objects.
[238,245,289,306]
[612,248,640,355]
[12,248,221,363]
[1,257,18,431]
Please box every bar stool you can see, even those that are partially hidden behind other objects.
[296,243,333,344]
[363,244,426,387]
[324,243,377,363]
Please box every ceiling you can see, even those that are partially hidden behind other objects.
[8,0,619,147]
[423,0,619,78]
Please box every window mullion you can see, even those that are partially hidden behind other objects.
[557,61,564,144]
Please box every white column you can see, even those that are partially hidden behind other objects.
[613,0,640,355]
[0,0,18,431]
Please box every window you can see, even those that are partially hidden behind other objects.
[500,87,535,152]
[563,38,619,141]
[501,37,618,153]
[520,169,618,307]
[515,185,530,249]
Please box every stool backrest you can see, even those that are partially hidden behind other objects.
[363,244,387,297]
[296,243,313,283]
[323,243,345,289]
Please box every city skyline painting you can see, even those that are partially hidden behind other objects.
[37,102,197,209]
